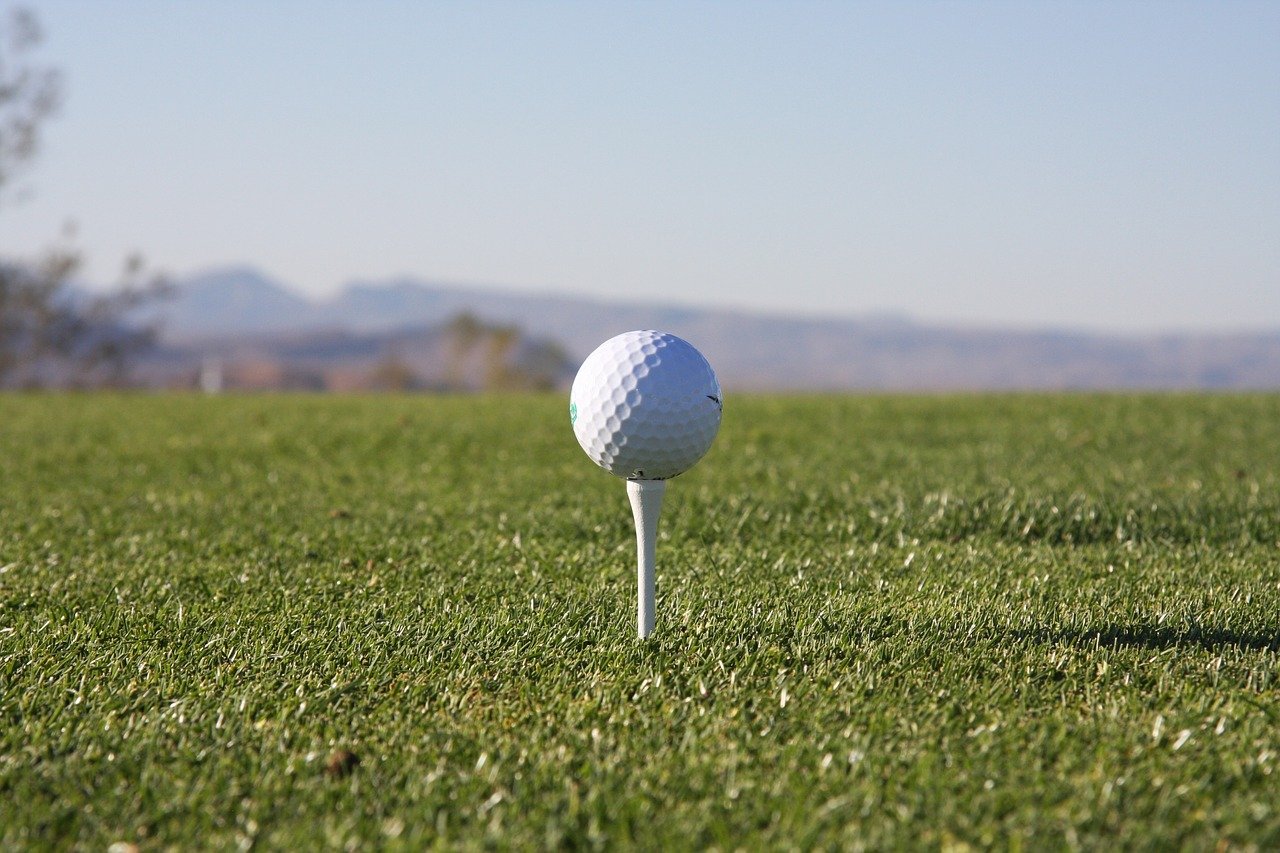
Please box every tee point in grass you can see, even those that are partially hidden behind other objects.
[570,331,723,638]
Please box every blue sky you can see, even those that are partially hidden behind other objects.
[3,0,1278,330]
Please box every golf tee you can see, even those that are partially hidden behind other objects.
[627,479,666,639]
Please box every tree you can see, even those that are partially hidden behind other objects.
[0,7,59,198]
[0,7,165,389]
[0,245,165,388]
[439,312,572,391]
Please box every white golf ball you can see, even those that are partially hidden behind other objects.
[570,330,722,480]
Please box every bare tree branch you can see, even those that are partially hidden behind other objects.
[0,7,167,389]
[0,6,61,199]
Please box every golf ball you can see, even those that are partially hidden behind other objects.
[570,330,722,480]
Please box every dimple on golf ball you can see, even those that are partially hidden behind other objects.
[570,330,722,480]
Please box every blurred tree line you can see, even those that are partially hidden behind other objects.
[0,7,165,389]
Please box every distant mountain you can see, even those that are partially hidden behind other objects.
[311,281,449,331]
[152,268,731,346]
[147,266,1280,390]
[146,267,314,338]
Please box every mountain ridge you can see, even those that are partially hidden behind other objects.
[143,266,1280,390]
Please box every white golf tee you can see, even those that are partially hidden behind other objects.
[627,479,666,639]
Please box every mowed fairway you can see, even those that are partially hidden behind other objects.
[3,393,1280,849]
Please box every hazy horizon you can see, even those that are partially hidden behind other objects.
[3,1,1278,333]
[155,262,1280,337]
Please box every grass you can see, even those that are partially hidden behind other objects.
[2,392,1279,849]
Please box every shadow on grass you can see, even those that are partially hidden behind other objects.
[1012,624,1280,654]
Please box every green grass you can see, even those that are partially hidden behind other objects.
[2,393,1279,849]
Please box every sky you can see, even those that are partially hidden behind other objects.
[2,0,1278,332]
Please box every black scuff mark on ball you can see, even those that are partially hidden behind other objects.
[707,394,722,411]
